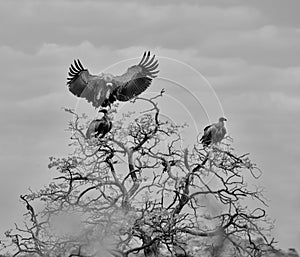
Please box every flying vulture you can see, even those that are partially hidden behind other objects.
[67,51,159,108]
[200,117,227,147]
[86,109,112,139]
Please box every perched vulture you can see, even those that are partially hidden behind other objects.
[67,51,159,108]
[86,109,112,139]
[200,117,227,147]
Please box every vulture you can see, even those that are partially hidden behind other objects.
[67,51,159,108]
[86,109,112,139]
[200,117,227,147]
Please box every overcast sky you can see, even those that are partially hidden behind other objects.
[0,0,299,251]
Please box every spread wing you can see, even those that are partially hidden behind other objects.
[66,60,109,108]
[112,51,159,101]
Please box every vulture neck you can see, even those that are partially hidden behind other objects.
[216,121,225,128]
[99,112,109,120]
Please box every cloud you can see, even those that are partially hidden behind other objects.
[0,1,262,52]
[2,0,300,68]
[199,25,300,66]
[269,92,300,111]
[3,0,299,67]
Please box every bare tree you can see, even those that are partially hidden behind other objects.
[3,92,275,257]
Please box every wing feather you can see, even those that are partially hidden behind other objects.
[203,124,212,132]
[200,124,218,146]
[116,77,152,101]
[112,51,159,101]
[66,52,159,108]
[86,120,99,139]
[86,118,112,139]
[66,59,110,108]
[74,60,82,70]
[67,59,90,97]
[139,51,150,66]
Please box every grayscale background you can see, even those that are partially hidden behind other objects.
[0,0,299,251]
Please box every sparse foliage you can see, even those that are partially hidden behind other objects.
[2,93,275,257]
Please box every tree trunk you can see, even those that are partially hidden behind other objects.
[143,235,159,257]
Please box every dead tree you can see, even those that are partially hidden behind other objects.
[3,92,275,257]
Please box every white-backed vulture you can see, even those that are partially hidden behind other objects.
[86,109,112,139]
[67,51,159,108]
[200,117,227,147]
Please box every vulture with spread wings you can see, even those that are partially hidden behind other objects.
[66,51,159,108]
[200,117,227,147]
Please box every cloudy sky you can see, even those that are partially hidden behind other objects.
[0,0,299,251]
